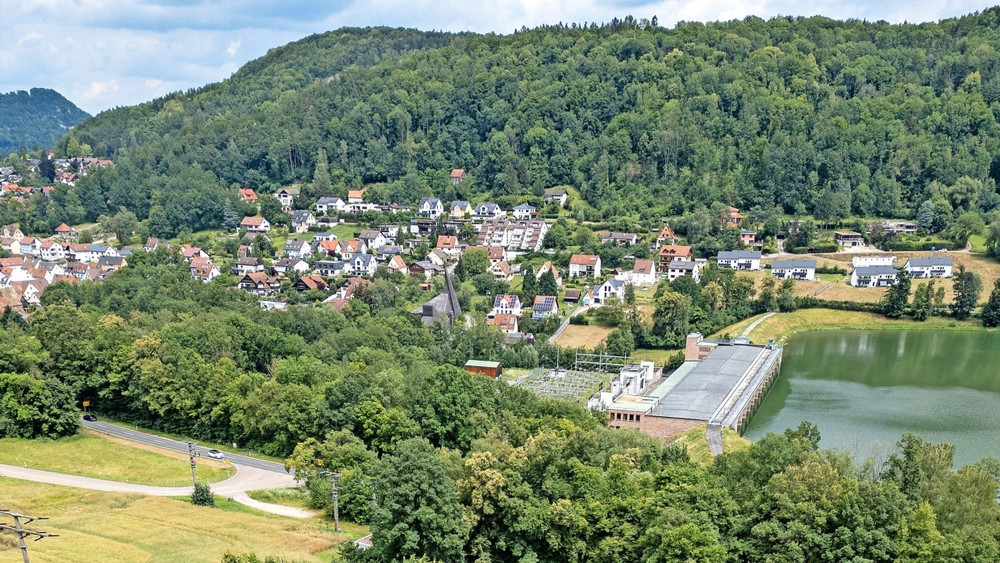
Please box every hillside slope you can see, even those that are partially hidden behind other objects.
[0,88,90,155]
[61,11,1000,236]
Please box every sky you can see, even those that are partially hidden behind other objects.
[0,1,994,114]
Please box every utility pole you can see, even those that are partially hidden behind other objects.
[330,471,341,532]
[0,509,58,563]
[187,442,199,487]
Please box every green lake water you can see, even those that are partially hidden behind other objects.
[743,330,1000,466]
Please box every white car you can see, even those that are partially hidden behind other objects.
[206,449,225,460]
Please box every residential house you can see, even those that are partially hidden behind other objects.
[535,261,563,286]
[532,295,559,320]
[20,237,41,256]
[724,206,743,228]
[852,255,896,268]
[486,314,519,334]
[284,239,312,259]
[665,259,705,282]
[66,243,95,263]
[0,238,21,255]
[0,225,24,240]
[40,240,65,261]
[619,259,656,286]
[851,265,899,287]
[474,202,504,219]
[409,260,444,279]
[238,188,259,202]
[241,216,271,233]
[293,275,329,292]
[600,232,640,246]
[190,258,220,283]
[316,239,341,258]
[512,203,536,219]
[569,254,601,278]
[834,231,865,248]
[358,229,387,251]
[717,250,762,271]
[595,278,626,304]
[232,257,265,276]
[491,260,514,282]
[315,197,346,214]
[180,245,209,262]
[290,210,316,234]
[658,245,693,272]
[771,259,817,281]
[417,198,444,218]
[870,221,918,237]
[449,200,473,220]
[350,254,377,277]
[904,256,953,278]
[312,232,338,242]
[436,235,462,256]
[377,224,400,240]
[409,219,436,237]
[475,219,548,251]
[338,239,368,260]
[386,255,408,276]
[739,229,757,246]
[655,224,677,247]
[544,188,569,207]
[143,237,165,252]
[259,300,288,311]
[347,188,366,204]
[98,256,126,272]
[272,258,310,275]
[450,168,467,183]
[274,187,300,210]
[316,260,349,277]
[427,249,450,267]
[237,272,282,295]
[492,294,523,317]
[345,202,378,213]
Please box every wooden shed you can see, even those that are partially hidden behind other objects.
[465,359,502,379]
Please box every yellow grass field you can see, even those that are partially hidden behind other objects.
[554,324,615,348]
[714,308,984,345]
[670,424,750,466]
[0,480,357,562]
[0,432,231,486]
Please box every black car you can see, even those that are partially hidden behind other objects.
[82,414,97,421]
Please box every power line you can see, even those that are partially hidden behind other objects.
[0,509,58,563]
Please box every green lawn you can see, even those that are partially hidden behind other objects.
[0,432,232,486]
[0,479,361,562]
[246,487,313,510]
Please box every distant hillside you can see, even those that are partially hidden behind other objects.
[0,88,90,155]
[61,11,1000,237]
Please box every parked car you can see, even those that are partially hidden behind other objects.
[206,449,225,460]
[82,414,97,421]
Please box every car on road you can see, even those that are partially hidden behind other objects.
[206,449,225,460]
[82,414,97,421]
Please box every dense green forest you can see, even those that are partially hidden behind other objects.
[0,253,997,561]
[52,10,1000,238]
[0,88,90,156]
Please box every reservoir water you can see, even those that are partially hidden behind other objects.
[744,330,1000,466]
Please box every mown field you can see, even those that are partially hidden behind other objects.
[715,308,984,345]
[0,432,231,486]
[0,479,359,562]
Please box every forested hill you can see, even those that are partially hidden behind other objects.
[62,10,1000,234]
[0,88,90,155]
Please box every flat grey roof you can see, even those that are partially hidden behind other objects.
[854,265,897,276]
[718,250,761,260]
[906,256,953,267]
[772,259,816,269]
[649,344,767,421]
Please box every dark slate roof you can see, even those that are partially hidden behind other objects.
[854,265,898,276]
[717,250,761,260]
[771,259,816,270]
[906,256,953,267]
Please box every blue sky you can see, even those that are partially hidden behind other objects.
[0,1,993,114]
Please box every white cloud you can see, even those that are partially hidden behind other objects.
[227,40,241,57]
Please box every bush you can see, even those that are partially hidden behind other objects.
[794,297,882,313]
[665,350,685,370]
[192,482,215,506]
[569,314,589,325]
[815,265,848,275]
[811,242,839,253]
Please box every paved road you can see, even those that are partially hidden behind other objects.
[741,312,777,339]
[82,419,291,475]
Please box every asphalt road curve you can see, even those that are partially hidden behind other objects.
[82,418,291,475]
